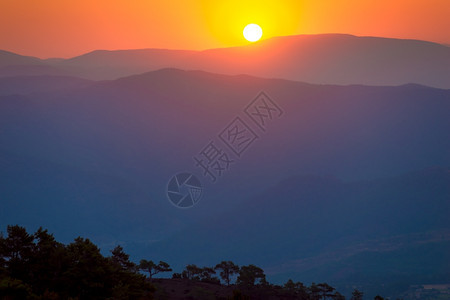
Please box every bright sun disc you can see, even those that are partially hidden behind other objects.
[243,24,263,42]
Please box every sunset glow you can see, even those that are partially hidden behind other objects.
[1,0,449,297]
[0,0,449,58]
[243,24,263,42]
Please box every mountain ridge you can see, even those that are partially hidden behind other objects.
[1,33,449,88]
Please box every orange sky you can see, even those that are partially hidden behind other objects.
[1,0,449,58]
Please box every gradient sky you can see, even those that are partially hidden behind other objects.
[1,0,449,58]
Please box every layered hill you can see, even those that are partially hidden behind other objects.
[1,34,449,88]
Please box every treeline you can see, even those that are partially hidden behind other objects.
[169,263,356,300]
[0,225,382,299]
[0,225,153,299]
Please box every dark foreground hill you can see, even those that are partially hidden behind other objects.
[0,225,356,299]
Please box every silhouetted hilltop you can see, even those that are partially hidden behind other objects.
[0,50,42,67]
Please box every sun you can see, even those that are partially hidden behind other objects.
[243,24,263,42]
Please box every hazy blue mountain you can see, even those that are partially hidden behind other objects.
[1,34,450,88]
[0,75,92,96]
[57,48,196,80]
[0,50,70,77]
[0,64,71,78]
[0,50,43,67]
[186,34,450,89]
[0,69,449,298]
[146,167,450,298]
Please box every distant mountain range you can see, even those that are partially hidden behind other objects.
[0,68,449,298]
[1,34,450,88]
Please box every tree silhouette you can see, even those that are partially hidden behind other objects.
[310,283,321,300]
[139,259,172,278]
[0,225,155,298]
[317,282,335,299]
[111,245,136,271]
[65,237,110,298]
[237,265,266,286]
[199,267,219,283]
[2,225,34,261]
[283,279,309,299]
[284,279,296,291]
[182,264,202,280]
[1,225,34,282]
[351,289,364,300]
[215,261,239,286]
[29,227,66,296]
